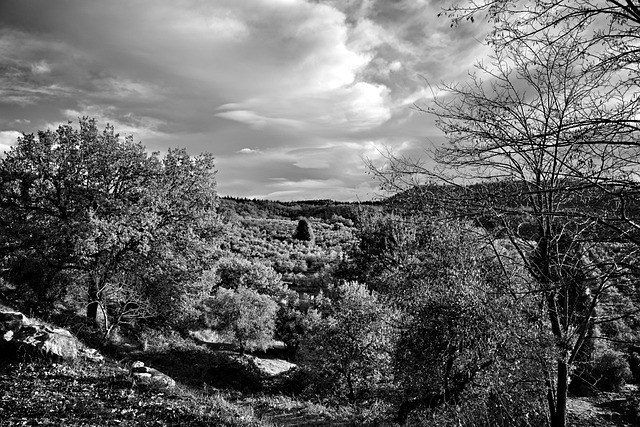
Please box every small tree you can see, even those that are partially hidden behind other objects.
[299,282,398,403]
[293,217,314,243]
[275,290,325,361]
[349,214,548,424]
[204,286,278,353]
[204,256,286,298]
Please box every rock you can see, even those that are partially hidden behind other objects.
[250,356,296,377]
[79,348,104,363]
[9,324,78,360]
[0,309,91,362]
[0,311,30,333]
[128,361,176,388]
[203,353,297,393]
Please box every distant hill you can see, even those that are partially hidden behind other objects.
[219,197,381,224]
[386,180,640,242]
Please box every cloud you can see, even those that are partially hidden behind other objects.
[61,105,171,148]
[93,78,163,102]
[217,81,391,134]
[0,130,20,156]
[237,147,261,154]
[30,60,51,75]
[214,136,426,201]
[0,29,84,107]
[216,109,306,130]
[0,0,492,200]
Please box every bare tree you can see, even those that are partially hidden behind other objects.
[371,29,640,427]
[443,0,640,72]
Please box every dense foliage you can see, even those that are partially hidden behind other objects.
[0,118,218,337]
[204,286,279,353]
[300,282,398,403]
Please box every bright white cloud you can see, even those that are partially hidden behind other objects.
[215,109,305,130]
[0,130,20,156]
[217,81,391,133]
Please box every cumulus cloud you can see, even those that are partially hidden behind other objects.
[217,81,391,134]
[0,130,20,156]
[0,0,492,200]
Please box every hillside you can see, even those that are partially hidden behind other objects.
[2,192,640,426]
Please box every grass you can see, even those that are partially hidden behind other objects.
[0,357,270,426]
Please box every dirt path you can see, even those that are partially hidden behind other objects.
[567,387,637,427]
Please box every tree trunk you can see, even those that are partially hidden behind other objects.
[396,398,425,425]
[86,279,100,324]
[551,360,569,427]
[395,359,494,425]
[345,370,356,403]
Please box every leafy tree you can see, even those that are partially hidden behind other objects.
[4,254,72,316]
[203,256,286,298]
[0,118,218,336]
[293,217,314,243]
[204,286,278,353]
[338,210,430,298]
[299,282,398,403]
[274,290,325,361]
[349,214,547,424]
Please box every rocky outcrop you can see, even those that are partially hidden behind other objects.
[203,352,297,393]
[250,355,295,377]
[128,361,176,388]
[0,309,102,362]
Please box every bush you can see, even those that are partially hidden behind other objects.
[629,351,640,382]
[590,349,632,391]
[204,286,278,353]
[299,282,398,403]
[275,291,324,361]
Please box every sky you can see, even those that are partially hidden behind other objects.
[0,0,490,201]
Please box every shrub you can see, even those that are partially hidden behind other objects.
[299,282,398,403]
[275,291,324,361]
[590,349,632,391]
[204,286,278,353]
[5,255,71,317]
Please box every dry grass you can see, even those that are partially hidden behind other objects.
[0,357,269,426]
